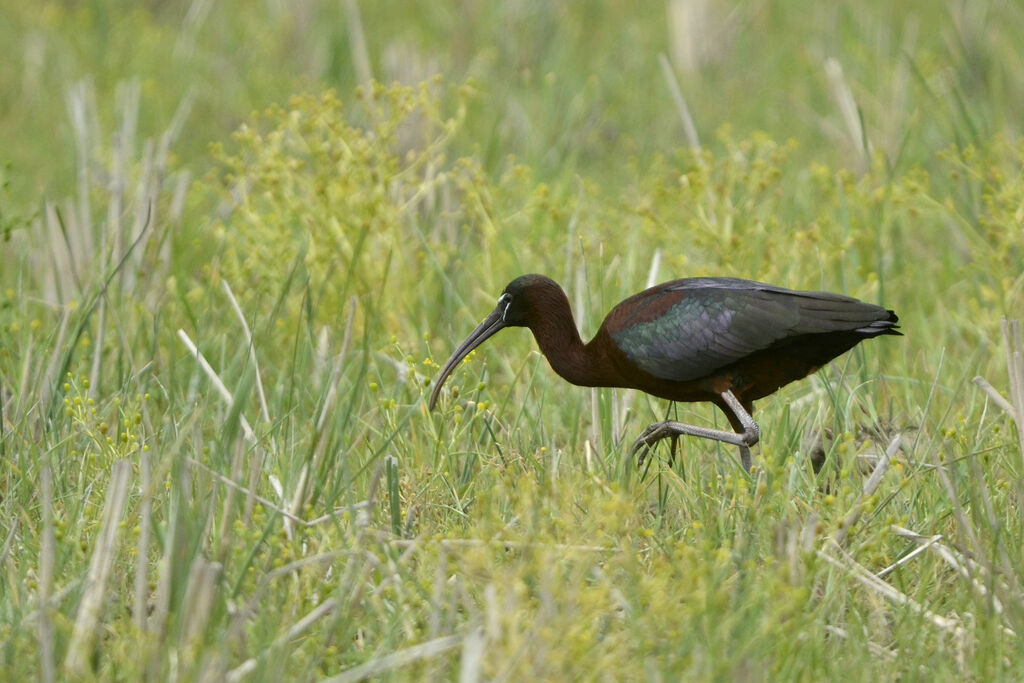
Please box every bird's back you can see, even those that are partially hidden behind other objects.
[602,277,899,387]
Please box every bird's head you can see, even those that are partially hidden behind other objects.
[428,274,561,409]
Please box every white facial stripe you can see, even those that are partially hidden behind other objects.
[499,293,512,321]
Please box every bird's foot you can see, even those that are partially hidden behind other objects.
[632,419,754,473]
[632,421,682,468]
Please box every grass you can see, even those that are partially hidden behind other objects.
[2,0,1024,679]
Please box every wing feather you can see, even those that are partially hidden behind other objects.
[607,278,894,382]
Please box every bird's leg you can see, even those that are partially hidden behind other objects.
[666,402,679,466]
[633,390,759,472]
[721,391,758,472]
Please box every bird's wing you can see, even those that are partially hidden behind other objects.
[606,278,890,383]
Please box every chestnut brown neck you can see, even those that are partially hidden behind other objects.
[524,290,623,388]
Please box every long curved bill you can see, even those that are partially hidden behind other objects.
[428,306,507,410]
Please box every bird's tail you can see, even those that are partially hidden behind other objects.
[855,310,901,337]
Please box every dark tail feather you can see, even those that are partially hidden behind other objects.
[856,310,901,337]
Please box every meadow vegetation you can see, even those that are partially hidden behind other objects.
[2,0,1024,679]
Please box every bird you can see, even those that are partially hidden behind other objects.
[428,274,900,472]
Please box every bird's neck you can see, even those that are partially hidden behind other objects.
[528,314,620,388]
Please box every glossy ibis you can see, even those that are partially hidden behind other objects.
[429,274,900,471]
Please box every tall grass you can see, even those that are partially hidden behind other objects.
[2,0,1024,679]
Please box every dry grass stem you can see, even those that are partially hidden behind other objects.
[186,456,368,525]
[324,634,463,683]
[222,279,271,424]
[833,434,901,545]
[818,543,964,637]
[65,459,132,675]
[176,328,256,443]
[658,53,701,150]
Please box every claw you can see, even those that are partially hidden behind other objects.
[632,433,651,468]
[668,434,680,467]
[631,422,674,468]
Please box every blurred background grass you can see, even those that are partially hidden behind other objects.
[3,1,1023,197]
[2,0,1024,680]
